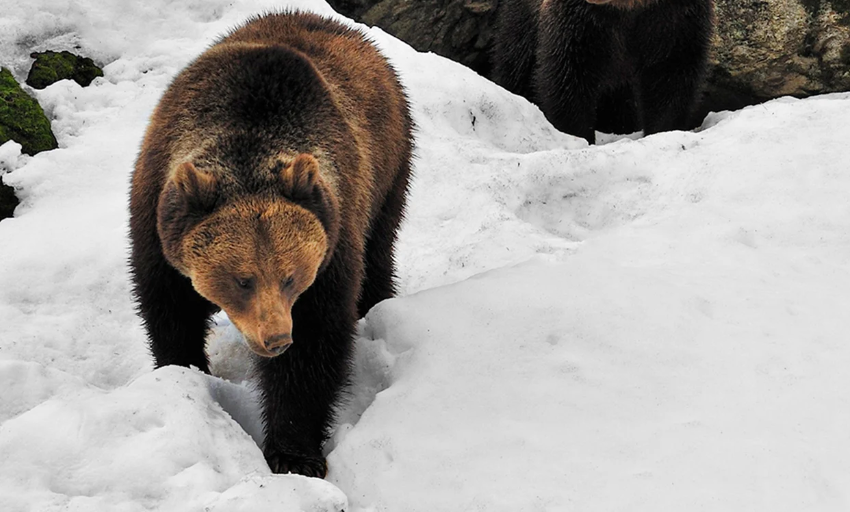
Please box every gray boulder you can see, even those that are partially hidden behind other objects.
[711,0,850,99]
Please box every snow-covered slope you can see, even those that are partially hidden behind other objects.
[1,1,849,511]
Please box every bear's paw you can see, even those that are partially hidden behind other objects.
[265,448,328,478]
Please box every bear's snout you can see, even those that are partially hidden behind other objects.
[228,305,294,358]
[264,332,292,355]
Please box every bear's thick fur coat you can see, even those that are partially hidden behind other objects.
[129,12,413,477]
[492,0,714,143]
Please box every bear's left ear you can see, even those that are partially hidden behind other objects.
[157,161,219,268]
[168,161,218,214]
[278,153,320,200]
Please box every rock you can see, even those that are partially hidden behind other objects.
[0,175,19,221]
[26,50,104,90]
[0,68,58,156]
[708,0,850,100]
[329,0,499,75]
[329,0,850,114]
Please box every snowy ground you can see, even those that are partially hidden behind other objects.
[1,1,849,511]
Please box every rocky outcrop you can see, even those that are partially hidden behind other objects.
[0,68,58,156]
[26,50,104,90]
[329,0,850,114]
[331,0,499,74]
[711,0,850,99]
[0,175,19,221]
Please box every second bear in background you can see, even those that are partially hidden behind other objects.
[492,0,714,144]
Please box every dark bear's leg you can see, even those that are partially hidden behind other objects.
[535,1,617,144]
[632,1,713,135]
[357,161,411,318]
[258,255,357,477]
[491,0,541,101]
[130,217,216,373]
[595,85,639,136]
[635,57,705,135]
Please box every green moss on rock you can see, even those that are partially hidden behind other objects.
[0,175,19,221]
[26,50,104,89]
[0,67,58,156]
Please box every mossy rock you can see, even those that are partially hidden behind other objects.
[26,50,104,89]
[0,68,58,156]
[0,175,19,221]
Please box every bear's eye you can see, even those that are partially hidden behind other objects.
[282,276,295,289]
[235,277,255,291]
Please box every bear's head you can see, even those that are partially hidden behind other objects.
[156,153,337,357]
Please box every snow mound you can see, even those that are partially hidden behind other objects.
[0,367,344,512]
[327,91,850,511]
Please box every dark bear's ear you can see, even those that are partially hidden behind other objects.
[278,153,320,199]
[157,162,218,266]
[158,162,218,227]
[167,161,218,214]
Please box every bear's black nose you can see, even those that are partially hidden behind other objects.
[264,333,292,355]
[267,344,290,355]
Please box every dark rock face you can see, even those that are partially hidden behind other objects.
[0,175,19,221]
[0,68,58,156]
[329,0,499,75]
[26,50,104,90]
[329,0,850,117]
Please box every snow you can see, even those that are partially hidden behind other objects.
[1,0,849,511]
[0,366,344,512]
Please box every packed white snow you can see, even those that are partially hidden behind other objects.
[1,0,849,511]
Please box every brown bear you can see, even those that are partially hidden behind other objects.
[491,0,714,143]
[129,11,413,478]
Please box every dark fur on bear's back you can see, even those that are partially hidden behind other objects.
[129,12,413,477]
[492,0,714,143]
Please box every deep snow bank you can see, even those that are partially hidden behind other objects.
[326,92,850,512]
[0,367,345,511]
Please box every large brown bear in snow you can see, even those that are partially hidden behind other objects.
[129,11,413,477]
[491,0,714,143]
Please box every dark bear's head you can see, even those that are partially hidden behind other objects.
[156,153,334,357]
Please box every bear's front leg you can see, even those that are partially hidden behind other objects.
[491,0,541,101]
[633,2,712,136]
[534,45,601,143]
[636,58,704,136]
[256,265,356,477]
[534,2,616,144]
[130,226,217,373]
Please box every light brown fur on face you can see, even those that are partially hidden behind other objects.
[184,198,327,356]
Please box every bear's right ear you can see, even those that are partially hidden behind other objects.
[157,162,218,264]
[275,152,340,271]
